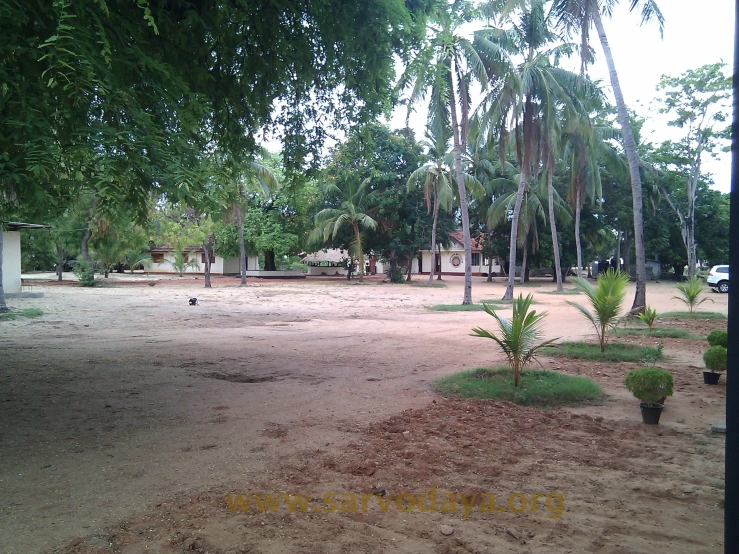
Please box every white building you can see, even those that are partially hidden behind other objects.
[415,230,502,276]
[2,222,46,294]
[146,246,259,276]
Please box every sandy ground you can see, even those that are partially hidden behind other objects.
[0,273,727,553]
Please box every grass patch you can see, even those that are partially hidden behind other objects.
[613,327,702,340]
[541,341,663,363]
[0,308,44,321]
[427,303,487,312]
[434,366,603,407]
[409,281,447,288]
[540,289,583,295]
[660,311,727,320]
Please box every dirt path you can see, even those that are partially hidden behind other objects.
[0,276,727,553]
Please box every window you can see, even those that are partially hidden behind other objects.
[201,253,216,264]
[151,253,164,263]
[718,267,729,274]
[471,253,481,266]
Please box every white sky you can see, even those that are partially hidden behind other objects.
[386,1,735,192]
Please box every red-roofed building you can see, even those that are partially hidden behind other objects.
[413,231,502,277]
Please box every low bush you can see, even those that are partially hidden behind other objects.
[624,367,674,404]
[704,345,727,373]
[707,330,728,348]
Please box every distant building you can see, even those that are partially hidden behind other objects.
[2,222,46,294]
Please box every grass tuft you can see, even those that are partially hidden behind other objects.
[613,327,702,340]
[541,341,663,363]
[435,367,603,406]
[0,308,44,321]
[660,311,727,320]
[540,289,583,295]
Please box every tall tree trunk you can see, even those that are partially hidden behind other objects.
[520,240,528,285]
[448,58,473,305]
[80,228,94,283]
[263,250,276,271]
[575,187,583,278]
[437,242,443,280]
[237,202,248,286]
[593,10,646,312]
[487,235,494,282]
[428,188,440,286]
[0,229,7,312]
[503,95,533,300]
[353,222,365,283]
[623,229,631,276]
[203,236,213,288]
[57,246,64,281]
[547,162,563,291]
[616,230,622,272]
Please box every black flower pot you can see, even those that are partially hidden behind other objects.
[639,403,664,424]
[703,371,722,385]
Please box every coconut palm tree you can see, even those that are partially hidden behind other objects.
[407,126,455,286]
[551,0,664,312]
[397,0,510,304]
[233,157,279,285]
[477,0,594,300]
[311,179,378,283]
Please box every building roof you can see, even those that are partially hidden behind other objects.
[5,221,47,230]
[448,230,484,251]
[302,249,358,264]
[146,245,202,253]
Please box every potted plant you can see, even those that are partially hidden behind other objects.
[703,345,727,384]
[707,330,728,348]
[624,368,674,424]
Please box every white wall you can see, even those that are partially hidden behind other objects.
[419,250,499,275]
[2,231,21,294]
[148,252,256,275]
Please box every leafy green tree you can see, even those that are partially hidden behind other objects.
[480,0,596,300]
[652,62,731,279]
[312,180,379,283]
[397,0,503,303]
[552,0,665,312]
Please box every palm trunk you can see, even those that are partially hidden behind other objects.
[487,236,494,282]
[428,188,440,286]
[0,229,7,312]
[237,203,247,286]
[593,10,646,312]
[616,230,622,272]
[353,222,364,283]
[548,163,563,291]
[575,187,583,278]
[437,243,443,280]
[503,169,528,300]
[520,240,528,285]
[448,59,473,305]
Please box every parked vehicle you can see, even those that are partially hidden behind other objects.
[707,265,730,293]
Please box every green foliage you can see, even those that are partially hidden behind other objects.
[0,308,45,321]
[707,330,728,348]
[703,345,727,373]
[641,342,664,367]
[73,259,96,287]
[542,342,663,364]
[428,303,486,311]
[166,250,201,277]
[567,269,631,352]
[624,368,674,404]
[123,251,152,273]
[471,294,558,387]
[385,265,405,283]
[434,367,602,406]
[661,311,727,320]
[673,277,712,313]
[614,327,700,340]
[637,306,659,331]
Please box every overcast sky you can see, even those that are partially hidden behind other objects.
[387,1,735,192]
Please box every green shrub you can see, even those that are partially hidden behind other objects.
[703,345,727,373]
[624,368,674,404]
[73,259,96,287]
[707,330,728,348]
[385,265,404,283]
[637,306,658,331]
[673,277,712,313]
